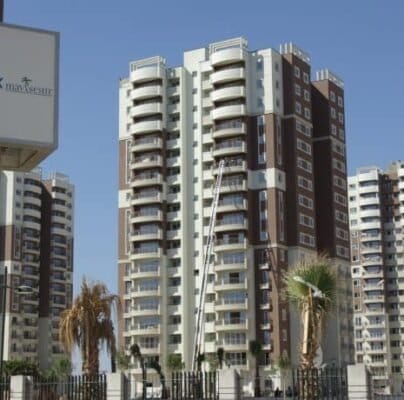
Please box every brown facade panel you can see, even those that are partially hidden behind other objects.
[0,225,18,262]
[119,139,130,191]
[118,207,129,260]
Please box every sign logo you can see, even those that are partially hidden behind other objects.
[0,74,53,97]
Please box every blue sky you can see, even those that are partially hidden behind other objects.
[5,0,404,297]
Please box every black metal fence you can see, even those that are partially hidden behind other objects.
[33,374,107,400]
[0,376,10,400]
[170,371,218,400]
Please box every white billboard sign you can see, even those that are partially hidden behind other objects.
[0,23,59,171]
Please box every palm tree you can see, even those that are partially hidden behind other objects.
[249,340,262,397]
[130,343,146,400]
[284,256,336,370]
[59,278,120,376]
[166,354,184,372]
[277,353,291,400]
[216,347,224,369]
[149,360,168,399]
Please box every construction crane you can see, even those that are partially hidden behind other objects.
[192,159,225,371]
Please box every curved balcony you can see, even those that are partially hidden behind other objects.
[130,103,162,118]
[213,160,246,175]
[211,68,245,85]
[131,268,160,279]
[215,219,248,233]
[212,142,246,158]
[358,184,379,195]
[131,138,162,152]
[132,306,160,317]
[217,199,247,213]
[131,155,162,170]
[130,120,163,135]
[214,239,247,252]
[130,229,162,242]
[215,319,248,332]
[130,248,162,260]
[211,48,246,66]
[131,288,161,298]
[362,257,383,267]
[361,245,382,255]
[23,220,41,231]
[363,295,384,304]
[24,183,42,195]
[131,173,163,188]
[217,341,248,352]
[131,325,161,336]
[212,105,246,121]
[215,299,248,311]
[215,261,247,272]
[360,209,381,218]
[212,86,245,103]
[24,197,41,208]
[130,66,164,83]
[131,85,162,101]
[213,122,246,139]
[358,197,379,207]
[131,192,162,206]
[23,208,41,219]
[360,221,381,231]
[131,210,162,224]
[214,280,247,291]
[220,180,247,193]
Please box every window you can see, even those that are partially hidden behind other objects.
[295,84,301,96]
[338,96,343,107]
[303,90,310,101]
[297,138,312,155]
[304,108,311,119]
[299,213,314,228]
[303,72,309,84]
[338,112,344,123]
[330,91,336,102]
[331,107,337,119]
[298,176,313,191]
[295,101,301,114]
[294,66,300,78]
[298,194,314,209]
[297,158,312,173]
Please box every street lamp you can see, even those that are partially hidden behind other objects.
[0,266,37,378]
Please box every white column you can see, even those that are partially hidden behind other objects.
[218,369,240,400]
[10,375,32,400]
[107,372,125,400]
[347,364,369,400]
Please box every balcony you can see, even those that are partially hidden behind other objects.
[362,257,383,266]
[215,261,247,272]
[132,192,162,205]
[131,210,162,223]
[131,325,160,336]
[131,268,160,279]
[131,155,162,170]
[214,239,247,252]
[215,279,247,291]
[213,159,246,175]
[211,67,245,85]
[213,121,246,140]
[217,199,247,213]
[130,229,162,242]
[131,137,162,152]
[215,318,248,331]
[362,268,383,279]
[130,65,164,83]
[215,299,248,311]
[131,287,161,298]
[363,295,384,304]
[212,105,246,121]
[213,141,246,158]
[131,248,162,260]
[131,173,163,188]
[131,85,162,101]
[132,306,160,317]
[130,103,162,118]
[130,120,163,135]
[211,48,246,66]
[212,86,245,103]
[215,218,248,233]
[220,180,247,193]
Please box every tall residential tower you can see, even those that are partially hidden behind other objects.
[0,169,74,369]
[118,37,353,378]
[349,163,404,394]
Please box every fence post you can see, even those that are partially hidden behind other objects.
[347,364,370,400]
[107,372,125,400]
[218,369,239,400]
[10,375,32,400]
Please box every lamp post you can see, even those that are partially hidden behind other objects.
[0,266,37,378]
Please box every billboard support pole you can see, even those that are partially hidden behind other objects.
[0,0,4,22]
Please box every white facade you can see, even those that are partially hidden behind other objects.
[349,163,404,394]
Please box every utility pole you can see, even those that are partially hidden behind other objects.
[0,0,4,22]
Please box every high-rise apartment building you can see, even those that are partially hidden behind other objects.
[118,37,353,378]
[0,168,74,369]
[349,162,404,394]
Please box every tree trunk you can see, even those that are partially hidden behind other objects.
[254,362,261,397]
